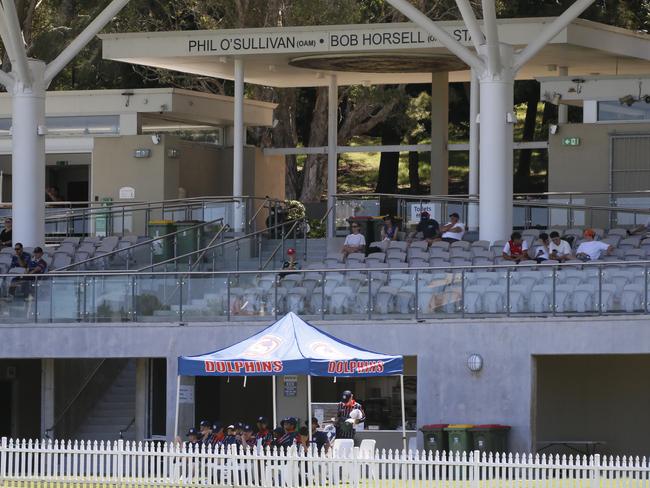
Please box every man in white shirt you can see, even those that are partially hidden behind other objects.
[440,213,465,243]
[575,229,613,261]
[548,231,572,262]
[342,223,366,259]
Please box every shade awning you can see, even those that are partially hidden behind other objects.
[178,312,403,377]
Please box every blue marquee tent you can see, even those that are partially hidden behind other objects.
[175,312,407,449]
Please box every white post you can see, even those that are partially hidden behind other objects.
[327,75,338,238]
[12,59,46,247]
[468,69,480,230]
[478,44,515,243]
[400,374,407,453]
[558,66,569,124]
[173,375,181,439]
[272,375,278,427]
[233,57,245,232]
[307,375,312,425]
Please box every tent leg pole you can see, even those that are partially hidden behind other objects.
[307,375,312,426]
[400,374,407,453]
[272,375,277,427]
[173,375,181,440]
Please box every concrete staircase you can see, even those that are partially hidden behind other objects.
[74,359,136,441]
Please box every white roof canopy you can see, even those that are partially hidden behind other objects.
[100,18,650,87]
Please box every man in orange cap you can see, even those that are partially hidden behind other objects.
[576,229,613,261]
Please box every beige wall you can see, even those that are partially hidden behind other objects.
[549,122,650,196]
[536,355,650,456]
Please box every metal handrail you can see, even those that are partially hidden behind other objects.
[261,219,302,270]
[248,198,270,228]
[56,218,224,271]
[45,359,107,438]
[136,218,302,272]
[335,190,650,199]
[119,418,136,440]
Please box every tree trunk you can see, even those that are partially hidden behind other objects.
[408,150,420,192]
[375,123,402,194]
[300,87,329,202]
[515,93,540,193]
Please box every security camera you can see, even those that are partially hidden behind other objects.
[619,95,636,107]
[644,95,650,104]
[151,134,161,145]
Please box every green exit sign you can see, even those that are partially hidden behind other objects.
[562,137,581,146]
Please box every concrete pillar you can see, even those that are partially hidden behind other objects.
[558,66,569,124]
[233,58,245,232]
[166,356,178,440]
[12,60,46,247]
[275,375,309,425]
[40,359,55,439]
[327,75,338,239]
[478,44,515,243]
[135,358,147,440]
[430,71,449,196]
[468,70,479,230]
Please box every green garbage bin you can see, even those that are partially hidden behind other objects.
[420,424,448,454]
[175,221,204,258]
[148,220,176,263]
[470,424,510,454]
[444,424,474,453]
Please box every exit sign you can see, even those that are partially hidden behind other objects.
[562,137,581,146]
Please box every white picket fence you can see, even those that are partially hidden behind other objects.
[2,437,650,487]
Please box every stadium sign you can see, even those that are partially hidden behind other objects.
[187,27,472,55]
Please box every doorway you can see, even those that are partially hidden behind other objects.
[0,380,12,437]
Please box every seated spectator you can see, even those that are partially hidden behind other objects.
[9,246,47,298]
[342,223,366,259]
[549,231,572,262]
[10,242,30,270]
[280,248,301,278]
[575,229,613,261]
[628,219,650,236]
[0,218,12,247]
[440,213,465,243]
[533,233,551,263]
[380,216,398,242]
[409,211,439,246]
[502,232,529,263]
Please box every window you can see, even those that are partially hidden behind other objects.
[598,101,650,122]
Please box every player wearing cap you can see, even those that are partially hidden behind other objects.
[239,424,256,449]
[210,422,224,446]
[309,417,330,454]
[220,425,239,448]
[198,420,212,446]
[185,428,202,449]
[276,417,300,449]
[336,390,365,440]
[255,417,274,448]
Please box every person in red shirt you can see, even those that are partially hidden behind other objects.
[255,417,273,448]
[336,390,365,440]
[502,232,529,263]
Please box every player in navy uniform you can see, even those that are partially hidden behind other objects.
[336,390,365,440]
[309,418,330,454]
[198,420,212,447]
[220,425,239,450]
[255,417,274,448]
[276,417,300,450]
[185,428,202,449]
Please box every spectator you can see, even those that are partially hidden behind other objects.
[342,223,366,259]
[309,417,330,454]
[576,229,613,261]
[502,232,529,263]
[198,420,212,446]
[549,231,572,262]
[239,424,256,449]
[298,426,310,452]
[255,417,274,448]
[276,417,300,449]
[10,242,30,269]
[280,248,301,278]
[185,428,202,449]
[628,219,650,236]
[13,246,47,298]
[0,218,12,247]
[271,427,284,447]
[45,186,63,202]
[533,233,551,263]
[380,216,398,242]
[440,213,465,243]
[220,425,239,447]
[409,211,439,246]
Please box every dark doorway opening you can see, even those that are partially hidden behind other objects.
[0,381,12,437]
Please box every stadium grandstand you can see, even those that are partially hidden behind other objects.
[2,0,650,468]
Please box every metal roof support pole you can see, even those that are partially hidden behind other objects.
[478,44,515,242]
[481,0,501,76]
[327,74,338,239]
[233,57,245,233]
[12,59,46,247]
[468,69,480,231]
[0,1,30,85]
[514,0,595,72]
[455,0,485,52]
